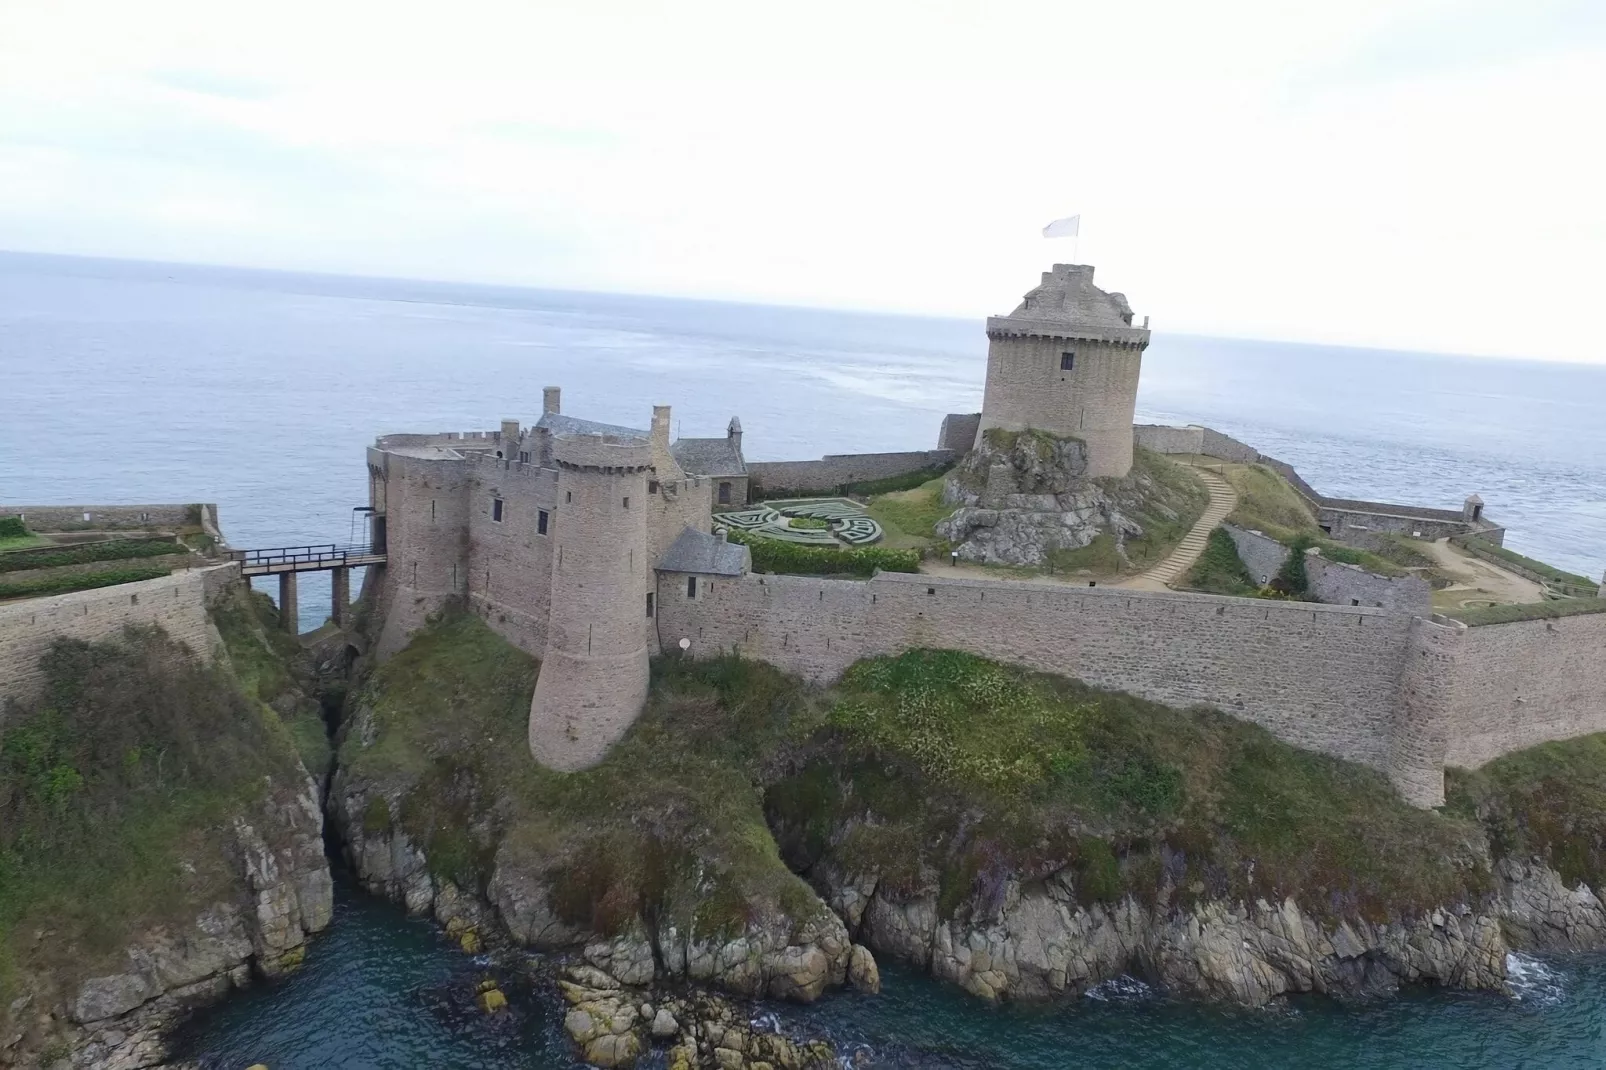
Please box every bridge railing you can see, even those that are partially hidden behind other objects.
[227,543,384,571]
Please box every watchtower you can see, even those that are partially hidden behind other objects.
[528,431,653,771]
[976,264,1150,479]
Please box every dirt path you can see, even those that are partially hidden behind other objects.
[1421,537,1547,609]
[1117,465,1238,592]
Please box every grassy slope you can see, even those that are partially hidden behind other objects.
[862,476,954,551]
[0,610,305,1004]
[212,586,333,776]
[343,614,830,939]
[768,650,1489,923]
[1219,464,1413,579]
[1097,448,1211,572]
[1184,526,1260,597]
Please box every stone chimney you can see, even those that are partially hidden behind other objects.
[652,405,672,449]
[543,386,561,415]
[499,419,520,459]
[727,415,743,454]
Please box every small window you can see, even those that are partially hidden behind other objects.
[566,491,572,503]
[537,509,549,535]
[687,576,698,598]
[718,481,732,505]
[623,496,630,509]
[492,498,504,522]
[519,451,530,464]
[648,480,660,494]
[495,450,503,459]
[1060,352,1075,371]
[646,592,655,618]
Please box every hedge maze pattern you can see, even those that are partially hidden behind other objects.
[715,498,884,547]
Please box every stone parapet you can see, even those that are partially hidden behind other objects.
[985,317,1150,348]
[552,434,653,471]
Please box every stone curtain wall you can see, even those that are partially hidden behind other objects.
[938,413,982,452]
[1224,523,1432,615]
[0,566,224,712]
[370,448,473,660]
[661,571,1419,783]
[747,450,955,495]
[1444,613,1606,769]
[466,454,557,658]
[3,504,206,530]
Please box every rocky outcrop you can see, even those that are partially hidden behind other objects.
[1496,857,1606,951]
[557,966,837,1070]
[815,867,1515,1008]
[4,776,333,1070]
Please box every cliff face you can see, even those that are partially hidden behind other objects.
[0,589,334,1070]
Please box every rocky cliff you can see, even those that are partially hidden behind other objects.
[0,590,334,1070]
[936,431,1208,571]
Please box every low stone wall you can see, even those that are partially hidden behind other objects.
[1133,424,1260,465]
[747,450,955,496]
[1223,523,1432,616]
[0,564,235,714]
[938,413,982,452]
[3,503,210,531]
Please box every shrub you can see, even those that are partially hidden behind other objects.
[724,529,918,576]
[0,567,171,600]
[0,518,25,539]
[842,463,955,497]
[0,538,181,574]
[1270,535,1313,598]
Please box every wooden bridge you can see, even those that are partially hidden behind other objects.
[226,543,386,632]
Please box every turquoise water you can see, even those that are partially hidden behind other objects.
[173,882,1606,1069]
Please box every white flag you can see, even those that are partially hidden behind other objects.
[1042,215,1080,238]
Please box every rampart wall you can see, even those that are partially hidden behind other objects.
[938,413,982,452]
[465,454,557,657]
[747,450,954,495]
[4,503,209,531]
[1444,612,1606,769]
[660,570,1431,792]
[0,565,234,714]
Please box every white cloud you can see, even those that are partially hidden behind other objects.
[0,0,1602,362]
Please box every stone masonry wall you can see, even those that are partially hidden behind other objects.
[661,571,1416,778]
[1444,612,1606,769]
[938,413,982,452]
[465,454,556,658]
[747,450,955,495]
[1223,523,1431,616]
[0,566,225,713]
[371,449,471,660]
[978,336,1142,478]
[4,504,207,530]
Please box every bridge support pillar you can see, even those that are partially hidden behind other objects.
[331,567,350,628]
[278,572,299,635]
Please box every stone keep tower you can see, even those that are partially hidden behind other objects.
[977,264,1151,479]
[528,431,653,771]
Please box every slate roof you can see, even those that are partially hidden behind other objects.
[655,527,749,576]
[671,437,747,476]
[536,412,647,440]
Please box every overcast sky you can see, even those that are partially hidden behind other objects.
[1,0,1603,363]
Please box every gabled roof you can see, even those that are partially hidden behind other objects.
[536,412,647,440]
[671,437,747,477]
[655,527,749,576]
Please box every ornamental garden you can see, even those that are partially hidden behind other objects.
[714,498,884,547]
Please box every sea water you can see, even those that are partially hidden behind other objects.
[4,250,1606,1067]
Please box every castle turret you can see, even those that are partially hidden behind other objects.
[528,431,653,771]
[977,264,1150,478]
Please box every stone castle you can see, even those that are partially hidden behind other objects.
[349,262,1604,809]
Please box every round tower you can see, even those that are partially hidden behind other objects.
[528,432,653,771]
[976,264,1150,479]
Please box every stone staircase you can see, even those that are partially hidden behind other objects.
[1121,465,1238,591]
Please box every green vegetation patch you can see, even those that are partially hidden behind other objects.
[1447,597,1606,626]
[1447,734,1606,890]
[0,518,27,540]
[842,462,956,497]
[211,584,332,776]
[862,476,955,551]
[1454,537,1597,589]
[1184,526,1259,597]
[770,650,1489,923]
[724,528,918,576]
[345,614,833,941]
[0,625,304,1002]
[1102,449,1211,572]
[0,566,171,600]
[1220,464,1406,578]
[0,538,184,574]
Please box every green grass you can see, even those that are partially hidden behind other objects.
[1107,450,1211,572]
[1453,536,1597,589]
[211,585,332,776]
[0,534,49,552]
[1220,464,1406,578]
[345,614,831,939]
[1447,597,1606,626]
[0,538,184,574]
[0,565,171,600]
[842,462,956,497]
[862,476,954,550]
[1447,734,1606,890]
[0,624,304,1004]
[724,528,920,576]
[769,650,1489,922]
[1184,526,1259,596]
